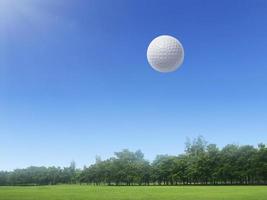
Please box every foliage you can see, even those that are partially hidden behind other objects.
[1,137,267,186]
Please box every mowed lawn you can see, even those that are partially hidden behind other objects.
[0,185,266,200]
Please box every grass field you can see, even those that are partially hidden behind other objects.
[0,185,266,200]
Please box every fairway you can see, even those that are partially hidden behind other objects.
[0,186,266,200]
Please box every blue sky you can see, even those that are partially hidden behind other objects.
[1,0,267,171]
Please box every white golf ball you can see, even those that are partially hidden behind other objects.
[147,35,184,73]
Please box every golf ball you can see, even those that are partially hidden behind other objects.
[147,35,184,73]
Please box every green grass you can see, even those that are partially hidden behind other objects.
[0,185,266,200]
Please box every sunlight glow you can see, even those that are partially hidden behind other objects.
[0,0,32,25]
[0,0,60,36]
[0,0,21,14]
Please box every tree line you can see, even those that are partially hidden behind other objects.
[1,137,267,186]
